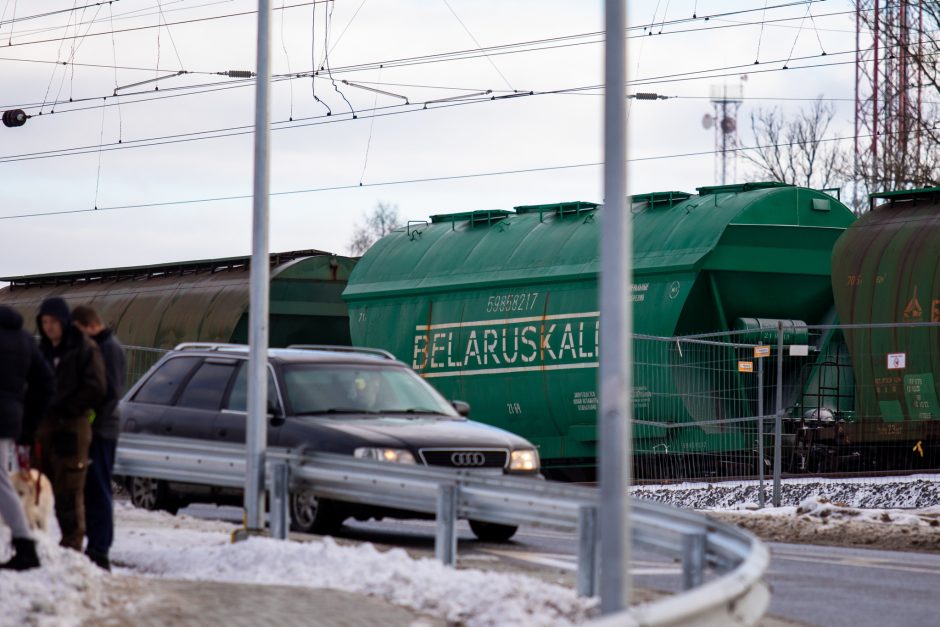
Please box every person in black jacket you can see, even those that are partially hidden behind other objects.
[73,305,125,571]
[35,297,106,551]
[0,305,54,570]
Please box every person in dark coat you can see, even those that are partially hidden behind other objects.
[35,297,106,551]
[0,305,54,570]
[73,305,126,571]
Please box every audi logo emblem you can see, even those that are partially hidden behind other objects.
[450,452,487,467]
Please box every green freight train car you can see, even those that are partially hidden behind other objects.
[344,183,857,479]
[0,250,356,349]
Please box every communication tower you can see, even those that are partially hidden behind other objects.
[702,82,743,185]
[854,1,928,197]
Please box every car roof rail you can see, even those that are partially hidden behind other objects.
[173,342,248,352]
[286,344,397,360]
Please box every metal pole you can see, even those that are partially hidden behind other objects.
[681,532,706,591]
[245,0,272,532]
[757,355,765,509]
[600,0,630,614]
[773,322,784,507]
[269,462,290,540]
[577,505,600,598]
[435,484,458,566]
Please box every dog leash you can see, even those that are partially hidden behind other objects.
[15,444,43,507]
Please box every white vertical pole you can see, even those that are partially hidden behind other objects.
[599,0,630,614]
[758,356,765,508]
[245,0,272,531]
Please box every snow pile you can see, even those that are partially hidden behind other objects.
[792,496,940,527]
[632,475,940,510]
[111,504,595,626]
[0,529,111,627]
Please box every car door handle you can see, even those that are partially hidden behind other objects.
[218,429,228,437]
[163,425,172,433]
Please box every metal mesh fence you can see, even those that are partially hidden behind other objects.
[125,345,168,388]
[633,335,766,482]
[122,323,939,486]
[634,322,940,486]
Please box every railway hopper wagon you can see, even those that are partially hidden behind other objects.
[0,250,356,360]
[798,187,940,472]
[344,183,857,480]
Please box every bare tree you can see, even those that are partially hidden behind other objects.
[742,98,847,192]
[348,202,401,255]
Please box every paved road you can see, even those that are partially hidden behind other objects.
[180,504,940,626]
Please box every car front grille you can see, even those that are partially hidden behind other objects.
[419,449,508,469]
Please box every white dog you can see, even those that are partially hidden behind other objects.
[10,469,54,533]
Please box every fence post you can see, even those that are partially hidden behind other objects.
[681,531,706,590]
[435,484,458,566]
[269,462,290,540]
[773,321,785,507]
[757,356,765,509]
[577,505,600,597]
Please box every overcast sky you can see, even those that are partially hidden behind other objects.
[0,0,860,277]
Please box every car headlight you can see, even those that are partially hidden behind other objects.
[509,448,540,472]
[354,447,417,464]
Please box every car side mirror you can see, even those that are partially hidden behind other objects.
[451,400,470,417]
[268,401,284,425]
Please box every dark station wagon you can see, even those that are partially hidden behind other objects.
[118,343,541,541]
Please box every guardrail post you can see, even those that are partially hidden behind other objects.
[681,531,706,590]
[577,505,600,597]
[269,462,290,540]
[435,484,458,566]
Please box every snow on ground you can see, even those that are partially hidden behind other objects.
[2,503,595,626]
[632,476,940,552]
[0,526,116,627]
[109,504,596,626]
[632,474,940,510]
[5,475,936,625]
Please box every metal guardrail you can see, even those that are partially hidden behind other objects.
[114,433,769,624]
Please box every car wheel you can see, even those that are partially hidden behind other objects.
[129,476,179,514]
[289,490,342,534]
[469,519,518,542]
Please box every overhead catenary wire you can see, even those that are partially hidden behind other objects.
[0,4,870,115]
[3,33,933,158]
[0,17,907,124]
[440,0,515,92]
[0,0,837,54]
[0,122,934,222]
[107,0,123,142]
[7,0,229,41]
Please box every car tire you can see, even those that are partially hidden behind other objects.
[289,490,343,535]
[128,476,179,514]
[469,519,518,542]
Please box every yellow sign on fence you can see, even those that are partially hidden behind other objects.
[738,361,754,373]
[754,345,770,358]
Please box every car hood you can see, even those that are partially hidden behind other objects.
[289,414,532,451]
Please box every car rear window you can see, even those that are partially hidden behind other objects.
[176,361,238,410]
[134,356,200,405]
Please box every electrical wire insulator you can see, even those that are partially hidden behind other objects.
[2,109,27,127]
[224,70,255,78]
[633,92,666,100]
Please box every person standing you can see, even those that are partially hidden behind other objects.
[0,305,54,570]
[73,305,125,571]
[35,297,106,552]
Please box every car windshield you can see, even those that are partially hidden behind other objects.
[283,363,459,417]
